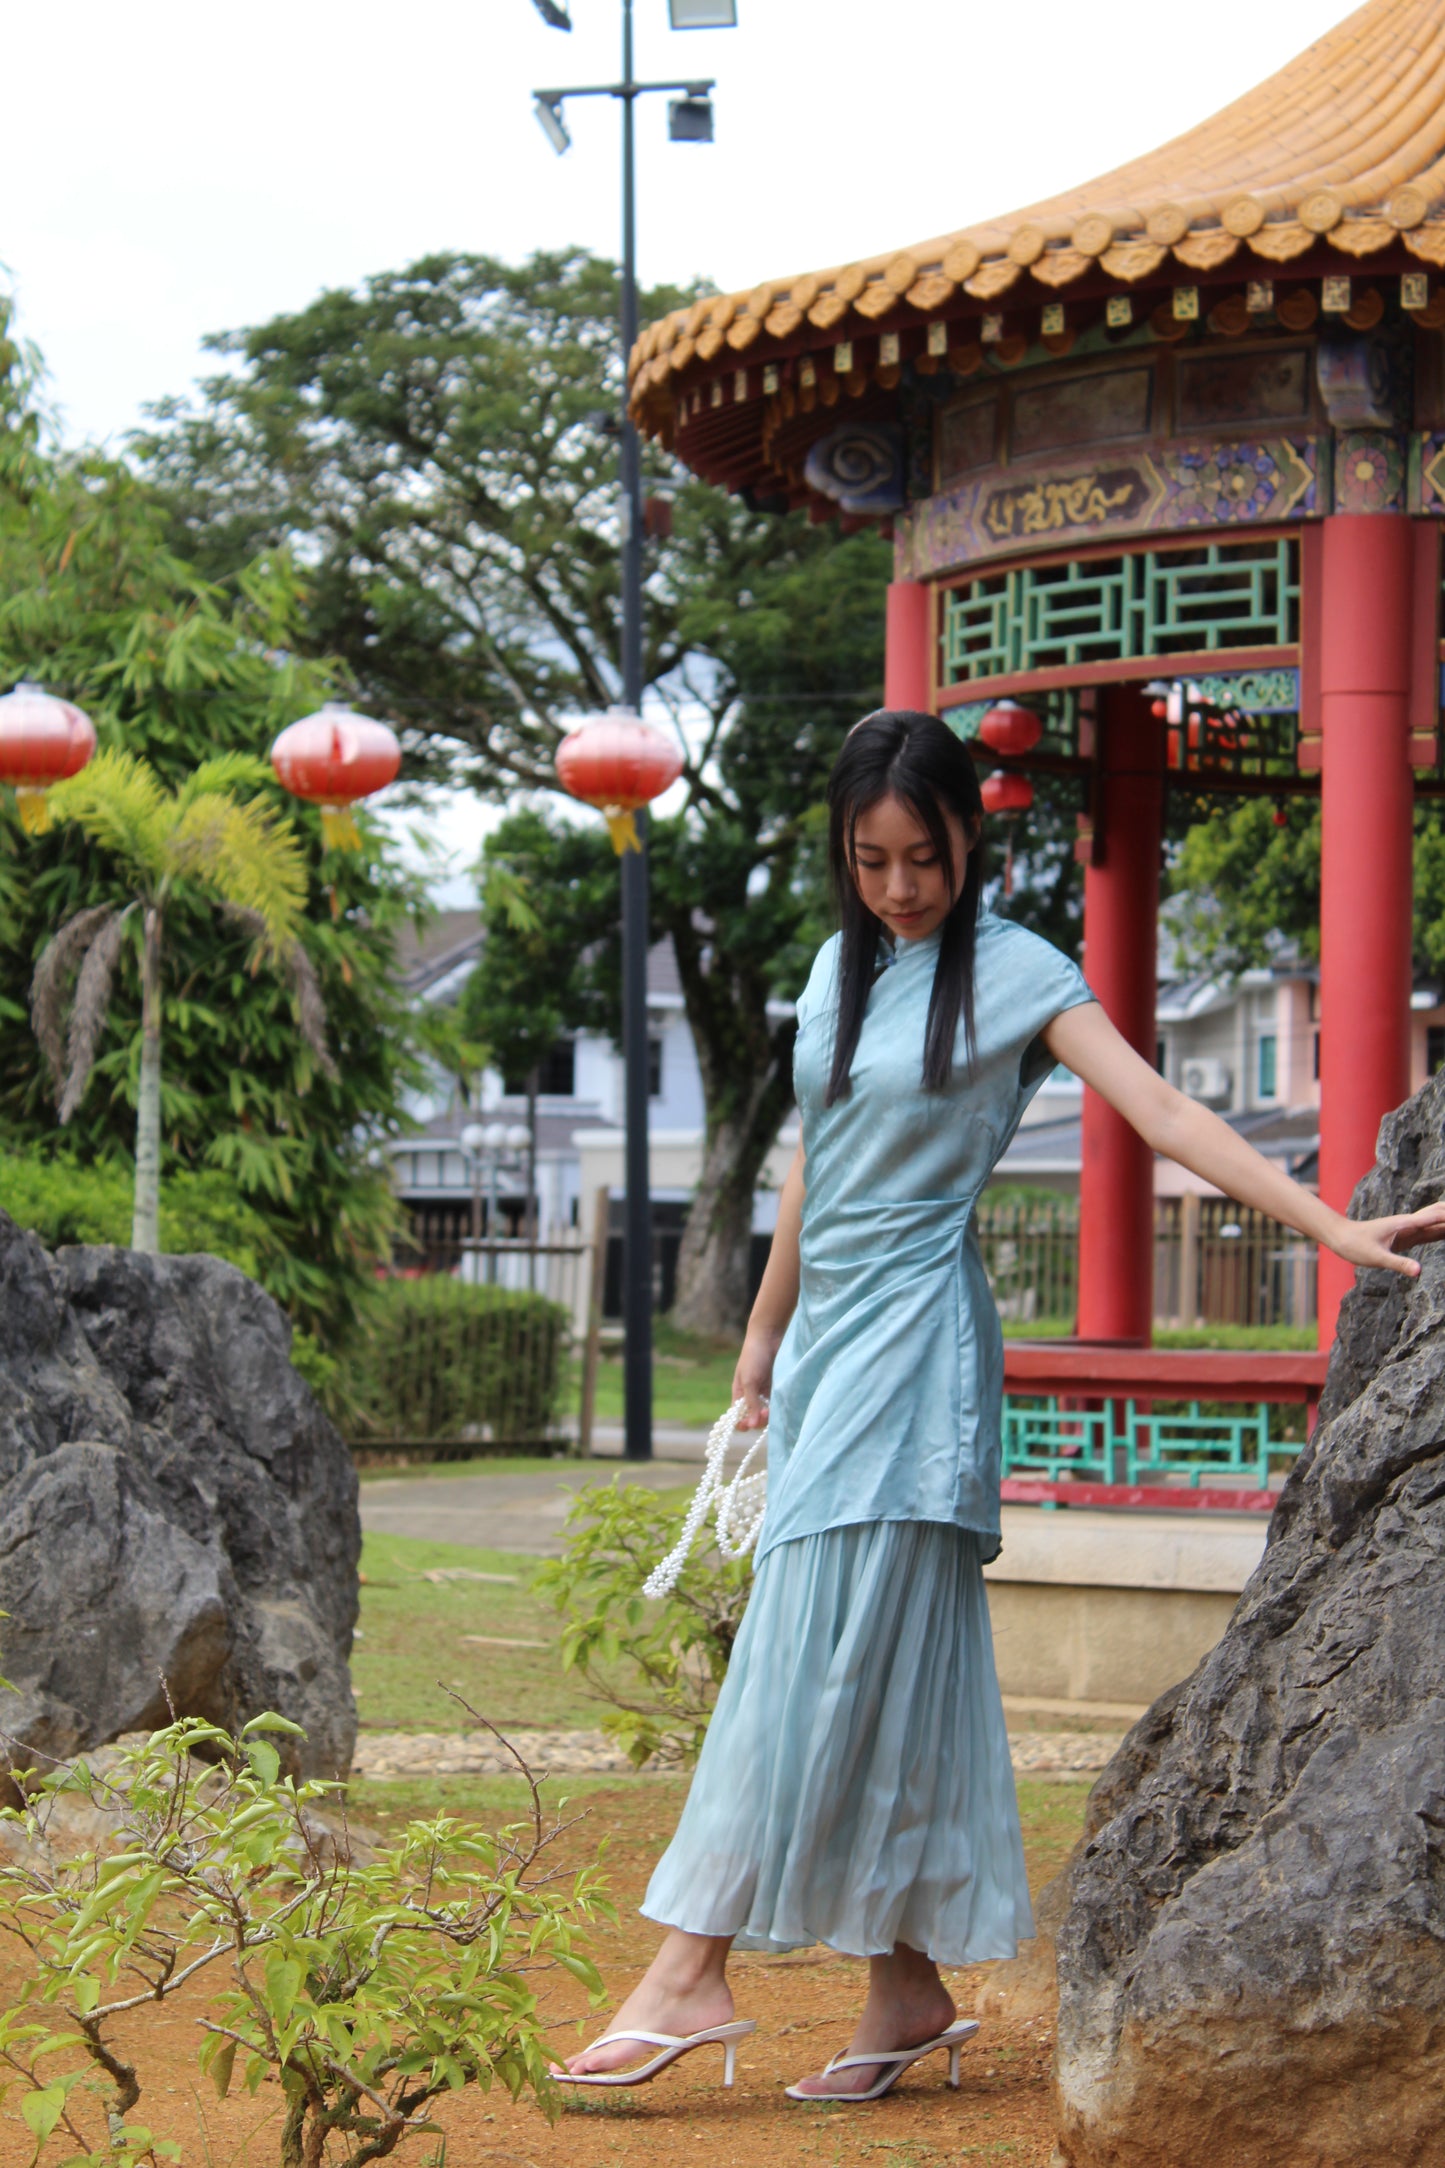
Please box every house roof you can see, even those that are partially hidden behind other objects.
[393,912,485,997]
[997,1103,1321,1181]
[392,914,688,1006]
[628,0,1445,481]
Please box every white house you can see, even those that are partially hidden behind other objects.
[387,917,797,1304]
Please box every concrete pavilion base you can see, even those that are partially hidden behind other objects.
[983,1505,1264,1709]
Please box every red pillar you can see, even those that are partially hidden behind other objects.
[885,579,932,711]
[1316,514,1415,1345]
[1078,684,1164,1344]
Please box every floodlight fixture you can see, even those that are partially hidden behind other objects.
[534,94,572,154]
[531,0,572,25]
[668,0,737,25]
[667,94,714,142]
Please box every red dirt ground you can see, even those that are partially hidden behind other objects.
[2,1777,1079,2168]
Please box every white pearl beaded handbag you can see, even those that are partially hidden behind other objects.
[642,1397,768,1599]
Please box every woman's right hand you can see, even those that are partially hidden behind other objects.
[732,1326,781,1429]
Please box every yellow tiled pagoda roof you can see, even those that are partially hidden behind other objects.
[629,0,1445,414]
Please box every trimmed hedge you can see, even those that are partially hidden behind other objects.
[345,1276,572,1451]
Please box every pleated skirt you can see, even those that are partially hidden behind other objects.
[641,1518,1033,1966]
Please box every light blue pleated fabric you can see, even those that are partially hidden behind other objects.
[761,912,1094,1567]
[642,1519,1033,1966]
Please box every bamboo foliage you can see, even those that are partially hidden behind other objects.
[30,749,331,1251]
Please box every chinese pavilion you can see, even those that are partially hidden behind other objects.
[629,0,1445,1354]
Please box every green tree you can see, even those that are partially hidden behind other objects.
[139,251,894,1332]
[1170,798,1445,977]
[0,301,422,1343]
[137,250,704,789]
[33,749,330,1251]
[457,810,621,1236]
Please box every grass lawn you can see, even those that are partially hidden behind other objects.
[353,1511,687,1733]
[581,1318,739,1426]
[355,1528,602,1732]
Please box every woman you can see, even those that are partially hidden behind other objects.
[558,709,1445,2101]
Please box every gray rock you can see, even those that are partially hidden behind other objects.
[1054,1070,1445,2168]
[0,1213,358,1779]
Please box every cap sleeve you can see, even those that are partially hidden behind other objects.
[1001,928,1095,1094]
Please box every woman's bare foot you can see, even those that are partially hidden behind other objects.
[788,1942,958,2098]
[553,1929,735,2078]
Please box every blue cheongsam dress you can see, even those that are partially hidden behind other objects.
[642,911,1095,1964]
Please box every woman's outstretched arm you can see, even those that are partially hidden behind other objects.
[732,1138,805,1428]
[1043,1000,1445,1277]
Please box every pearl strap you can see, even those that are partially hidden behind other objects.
[642,1398,768,1599]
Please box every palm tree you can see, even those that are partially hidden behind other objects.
[29,748,335,1252]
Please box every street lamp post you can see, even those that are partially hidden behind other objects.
[530,0,733,1462]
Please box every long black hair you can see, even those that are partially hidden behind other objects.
[824,709,985,1106]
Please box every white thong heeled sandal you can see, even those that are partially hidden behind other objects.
[784,2018,980,2103]
[554,2018,757,2089]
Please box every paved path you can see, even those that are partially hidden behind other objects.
[359,1458,697,1555]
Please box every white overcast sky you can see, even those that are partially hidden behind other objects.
[6,0,1354,453]
[1,0,1352,895]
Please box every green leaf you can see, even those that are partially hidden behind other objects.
[245,1739,281,1788]
[209,2038,238,2099]
[264,1954,304,2027]
[20,2086,66,2143]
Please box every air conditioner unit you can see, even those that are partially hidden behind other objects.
[1181,1057,1232,1105]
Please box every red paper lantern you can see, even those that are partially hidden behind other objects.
[0,682,97,834]
[978,701,1043,758]
[270,704,401,849]
[980,769,1034,816]
[554,709,684,853]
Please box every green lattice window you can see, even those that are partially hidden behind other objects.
[940,539,1300,685]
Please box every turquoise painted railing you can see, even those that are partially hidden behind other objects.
[1001,1394,1304,1492]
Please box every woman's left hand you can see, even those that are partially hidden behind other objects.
[1329,1199,1445,1277]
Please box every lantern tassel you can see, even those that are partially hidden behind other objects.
[319,803,362,851]
[1003,831,1014,898]
[603,805,641,854]
[15,787,52,836]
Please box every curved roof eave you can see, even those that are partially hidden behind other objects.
[629,0,1445,431]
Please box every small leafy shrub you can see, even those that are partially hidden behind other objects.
[0,1712,608,2168]
[0,1144,273,1278]
[534,1479,753,1768]
[347,1278,572,1451]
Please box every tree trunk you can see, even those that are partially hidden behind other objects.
[132,906,163,1253]
[667,912,798,1340]
[669,1110,782,1337]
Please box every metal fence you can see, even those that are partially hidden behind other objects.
[974,1192,1317,1331]
[974,1195,1080,1325]
[1151,1195,1317,1330]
